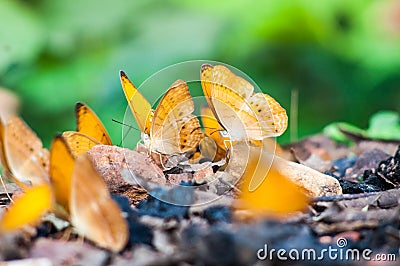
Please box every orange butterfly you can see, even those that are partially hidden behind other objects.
[2,135,128,252]
[62,102,112,157]
[201,64,288,141]
[120,71,203,154]
[50,135,128,251]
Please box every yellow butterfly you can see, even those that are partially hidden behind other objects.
[201,64,288,141]
[0,115,49,187]
[62,102,112,157]
[120,71,203,154]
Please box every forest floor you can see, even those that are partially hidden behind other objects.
[1,134,400,266]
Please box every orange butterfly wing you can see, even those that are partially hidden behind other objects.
[151,80,203,154]
[1,115,49,186]
[200,106,229,161]
[75,102,112,145]
[201,64,288,140]
[49,135,75,212]
[62,131,101,158]
[70,153,128,252]
[0,184,52,231]
[120,71,153,135]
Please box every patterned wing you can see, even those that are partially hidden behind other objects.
[151,80,202,154]
[248,93,288,137]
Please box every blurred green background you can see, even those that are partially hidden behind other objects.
[1,0,399,147]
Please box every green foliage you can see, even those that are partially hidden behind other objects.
[0,0,399,146]
[324,110,400,143]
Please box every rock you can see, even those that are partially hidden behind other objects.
[345,148,390,181]
[294,153,333,173]
[354,140,399,157]
[87,145,165,204]
[285,134,349,161]
[271,155,342,197]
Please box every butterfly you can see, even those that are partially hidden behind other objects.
[2,135,128,252]
[201,64,288,141]
[120,71,203,154]
[0,115,50,187]
[62,102,112,157]
[50,135,128,252]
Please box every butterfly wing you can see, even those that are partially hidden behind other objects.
[210,65,254,99]
[151,80,202,154]
[120,71,153,135]
[201,64,288,140]
[2,115,49,186]
[62,131,101,158]
[75,103,112,145]
[247,93,288,137]
[177,115,203,153]
[0,184,52,231]
[0,118,10,177]
[200,106,228,161]
[70,153,128,252]
[49,135,75,212]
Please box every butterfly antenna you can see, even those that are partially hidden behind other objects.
[112,119,140,146]
[111,119,140,131]
[290,89,298,142]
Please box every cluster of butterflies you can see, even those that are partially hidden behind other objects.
[0,103,125,252]
[120,64,288,161]
[0,64,304,252]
